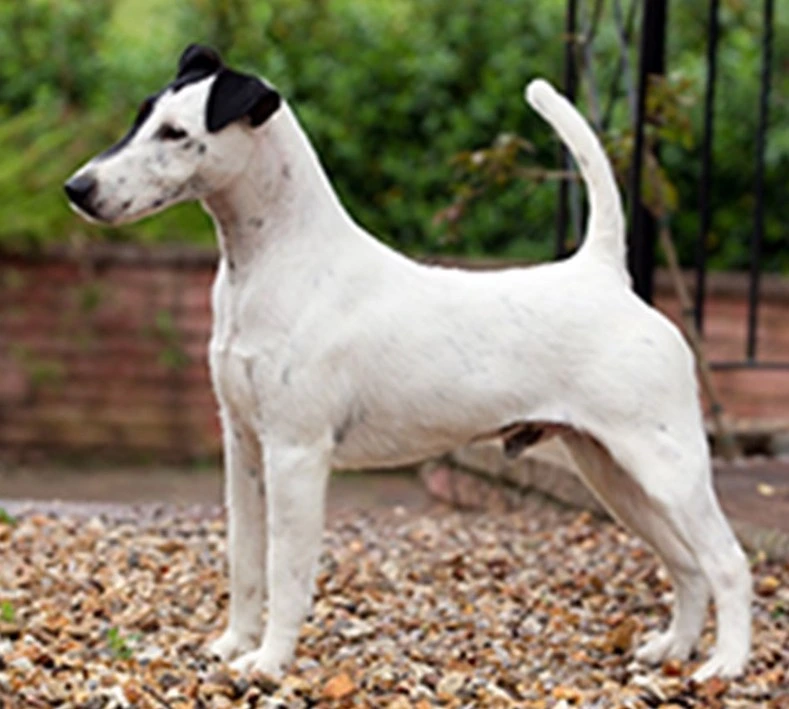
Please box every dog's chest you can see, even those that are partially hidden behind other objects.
[208,269,270,421]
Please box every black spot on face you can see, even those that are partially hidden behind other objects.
[121,200,132,211]
[281,164,291,180]
[182,140,195,150]
[198,143,207,155]
[247,217,264,229]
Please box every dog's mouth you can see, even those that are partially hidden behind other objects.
[66,199,110,225]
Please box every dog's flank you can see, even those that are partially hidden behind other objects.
[64,45,751,682]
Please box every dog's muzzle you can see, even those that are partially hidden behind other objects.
[64,173,100,219]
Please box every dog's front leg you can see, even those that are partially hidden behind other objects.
[231,437,331,677]
[209,420,266,661]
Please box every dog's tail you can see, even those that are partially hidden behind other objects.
[525,79,627,278]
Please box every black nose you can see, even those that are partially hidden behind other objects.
[64,174,98,214]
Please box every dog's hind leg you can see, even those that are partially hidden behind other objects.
[563,432,710,664]
[209,420,267,662]
[571,428,751,679]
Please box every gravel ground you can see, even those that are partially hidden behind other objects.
[0,503,787,708]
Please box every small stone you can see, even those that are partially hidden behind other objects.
[322,672,356,700]
[756,575,780,596]
[552,685,583,702]
[661,659,683,677]
[604,617,639,654]
[201,670,241,699]
[698,676,729,700]
[436,671,466,699]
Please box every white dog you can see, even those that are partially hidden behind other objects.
[65,45,751,681]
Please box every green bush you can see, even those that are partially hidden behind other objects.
[0,0,787,271]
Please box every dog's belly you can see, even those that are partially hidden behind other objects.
[331,420,566,470]
[329,389,569,471]
[331,420,472,470]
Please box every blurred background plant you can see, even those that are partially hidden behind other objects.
[0,0,787,270]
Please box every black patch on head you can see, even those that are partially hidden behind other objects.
[178,44,222,79]
[96,44,279,160]
[206,69,281,133]
[171,44,224,93]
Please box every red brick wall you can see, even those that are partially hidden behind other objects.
[654,272,789,421]
[1,247,219,463]
[1,247,787,462]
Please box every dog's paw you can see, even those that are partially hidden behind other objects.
[230,647,288,678]
[691,652,747,682]
[635,630,694,665]
[207,628,259,662]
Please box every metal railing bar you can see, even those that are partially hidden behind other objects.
[695,0,720,335]
[628,0,666,303]
[747,0,774,360]
[556,0,578,259]
[710,360,789,372]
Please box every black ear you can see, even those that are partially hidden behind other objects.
[206,69,281,133]
[177,44,223,79]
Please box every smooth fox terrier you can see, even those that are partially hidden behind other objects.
[65,44,751,681]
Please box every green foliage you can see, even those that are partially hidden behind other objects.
[106,626,135,660]
[0,601,15,623]
[0,0,787,271]
[0,0,114,112]
[0,508,17,527]
[662,0,789,272]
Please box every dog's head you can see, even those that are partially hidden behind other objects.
[64,45,281,225]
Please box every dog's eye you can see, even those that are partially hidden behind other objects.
[157,124,188,141]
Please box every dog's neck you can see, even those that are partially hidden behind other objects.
[202,103,352,273]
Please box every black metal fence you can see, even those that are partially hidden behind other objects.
[557,0,788,371]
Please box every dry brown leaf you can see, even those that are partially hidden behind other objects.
[604,617,639,654]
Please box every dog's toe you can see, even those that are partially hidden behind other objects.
[692,651,748,682]
[230,647,286,677]
[635,631,693,665]
[208,628,259,662]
